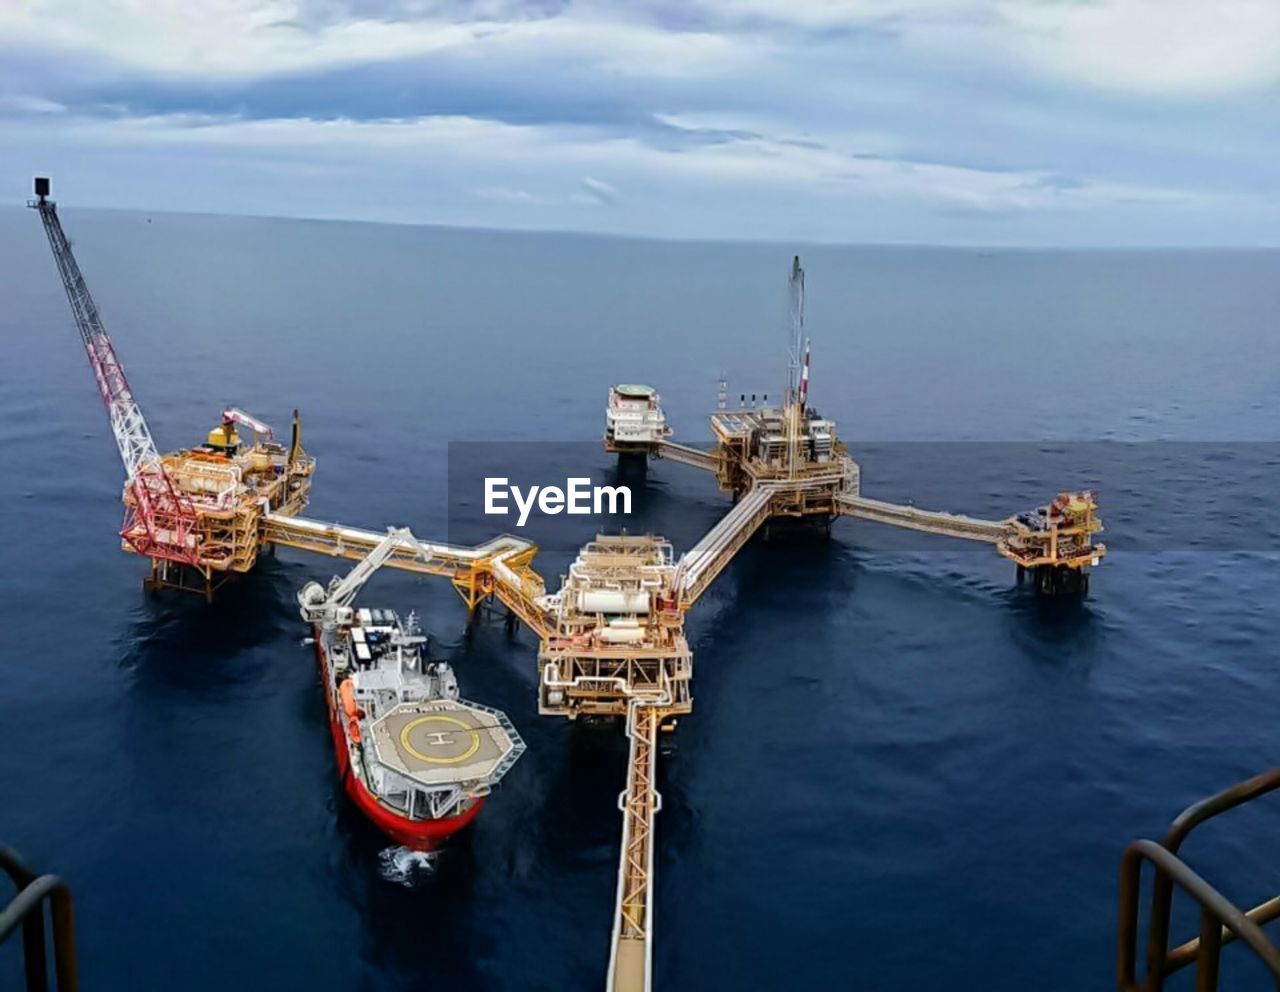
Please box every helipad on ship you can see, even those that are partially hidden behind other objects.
[370,701,519,786]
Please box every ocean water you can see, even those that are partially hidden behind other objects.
[2,205,1279,990]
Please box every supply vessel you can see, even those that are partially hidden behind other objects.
[298,529,525,848]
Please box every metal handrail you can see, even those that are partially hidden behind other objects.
[1164,768,1280,851]
[1117,768,1280,991]
[0,847,78,992]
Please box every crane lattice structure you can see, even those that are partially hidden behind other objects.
[30,178,201,567]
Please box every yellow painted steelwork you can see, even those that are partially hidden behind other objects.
[398,715,482,765]
[205,423,240,450]
[609,702,661,992]
[130,414,316,599]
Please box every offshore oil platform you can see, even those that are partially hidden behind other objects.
[29,179,1107,991]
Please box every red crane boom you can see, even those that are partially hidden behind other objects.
[29,177,201,566]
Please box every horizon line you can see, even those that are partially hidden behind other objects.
[5,199,1279,253]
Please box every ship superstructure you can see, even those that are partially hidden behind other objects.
[605,384,670,454]
[298,529,524,848]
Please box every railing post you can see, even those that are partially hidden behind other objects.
[21,900,48,992]
[51,885,78,992]
[1117,847,1141,990]
[1,847,79,992]
[1195,908,1222,992]
[1145,870,1175,991]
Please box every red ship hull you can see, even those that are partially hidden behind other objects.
[313,637,483,850]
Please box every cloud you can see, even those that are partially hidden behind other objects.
[575,175,618,205]
[683,0,1280,95]
[991,0,1280,95]
[6,1,1279,102]
[8,108,1195,217]
[293,0,571,30]
[680,0,970,31]
[0,1,759,79]
[473,185,553,205]
[0,95,66,115]
[474,175,618,208]
[2,0,1276,243]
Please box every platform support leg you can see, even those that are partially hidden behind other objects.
[617,451,648,478]
[1031,564,1088,597]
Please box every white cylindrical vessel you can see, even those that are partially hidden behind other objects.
[597,623,646,644]
[578,590,650,614]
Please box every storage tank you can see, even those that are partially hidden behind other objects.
[578,590,650,614]
[597,620,646,644]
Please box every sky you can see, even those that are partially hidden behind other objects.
[2,0,1279,245]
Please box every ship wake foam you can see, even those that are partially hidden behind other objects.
[378,846,439,886]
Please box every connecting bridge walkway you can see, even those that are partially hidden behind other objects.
[679,483,777,606]
[656,437,1017,547]
[653,439,718,473]
[607,701,663,992]
[263,513,553,637]
[836,493,1011,543]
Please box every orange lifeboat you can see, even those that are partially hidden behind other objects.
[339,680,362,741]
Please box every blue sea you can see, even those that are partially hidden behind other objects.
[2,205,1279,990]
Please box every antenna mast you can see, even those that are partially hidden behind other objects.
[786,255,804,406]
[786,256,805,477]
